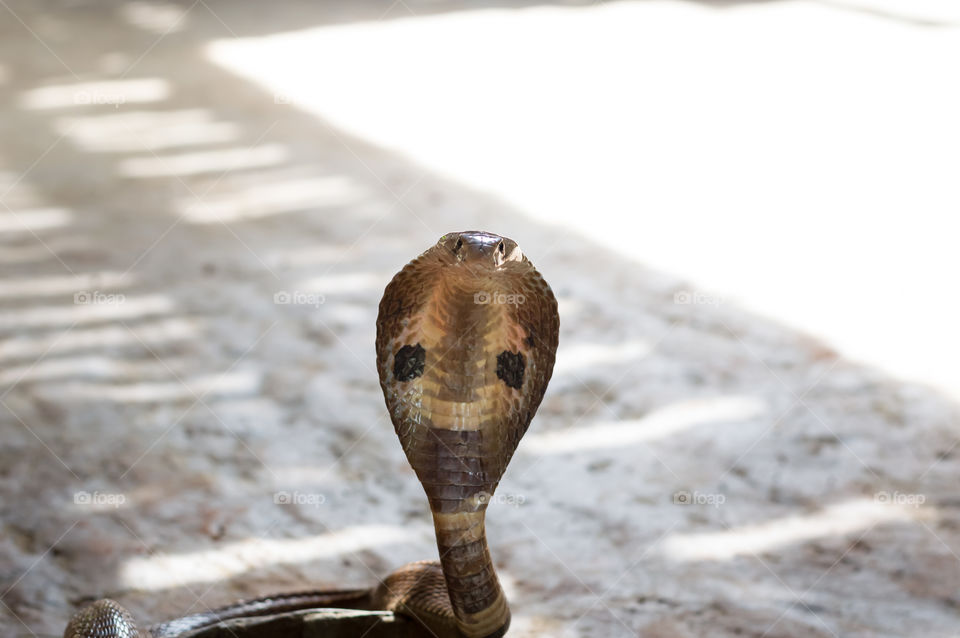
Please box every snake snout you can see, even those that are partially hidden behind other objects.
[441,230,523,267]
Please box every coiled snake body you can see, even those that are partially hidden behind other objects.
[65,231,559,638]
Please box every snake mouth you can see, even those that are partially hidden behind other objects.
[439,230,523,267]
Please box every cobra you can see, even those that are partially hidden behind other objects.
[65,230,559,638]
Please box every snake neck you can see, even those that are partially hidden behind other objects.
[432,509,510,638]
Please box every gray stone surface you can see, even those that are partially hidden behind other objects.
[1,2,959,637]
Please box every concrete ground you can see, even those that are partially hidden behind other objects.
[1,1,958,637]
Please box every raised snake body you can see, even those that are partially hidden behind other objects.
[65,231,559,638]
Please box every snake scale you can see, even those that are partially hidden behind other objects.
[64,231,559,638]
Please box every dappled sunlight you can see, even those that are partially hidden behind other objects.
[54,109,241,153]
[180,174,365,223]
[118,144,288,178]
[0,207,73,233]
[0,294,173,330]
[0,271,134,300]
[0,317,201,362]
[554,296,585,324]
[0,235,95,265]
[119,524,423,590]
[323,302,375,327]
[552,340,650,376]
[18,78,171,110]
[120,1,190,34]
[260,235,414,272]
[661,499,925,562]
[35,369,261,403]
[261,244,361,269]
[524,395,766,454]
[272,465,361,487]
[0,354,191,385]
[204,396,287,434]
[296,272,385,295]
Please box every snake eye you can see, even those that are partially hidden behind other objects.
[454,238,463,252]
[498,241,505,255]
[394,343,425,381]
[496,350,525,389]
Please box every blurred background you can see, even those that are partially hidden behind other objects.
[1,1,959,636]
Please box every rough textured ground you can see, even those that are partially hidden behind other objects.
[1,1,959,637]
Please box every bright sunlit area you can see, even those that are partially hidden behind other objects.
[206,1,960,397]
[1,1,958,637]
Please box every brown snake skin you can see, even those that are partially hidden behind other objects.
[64,231,559,638]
